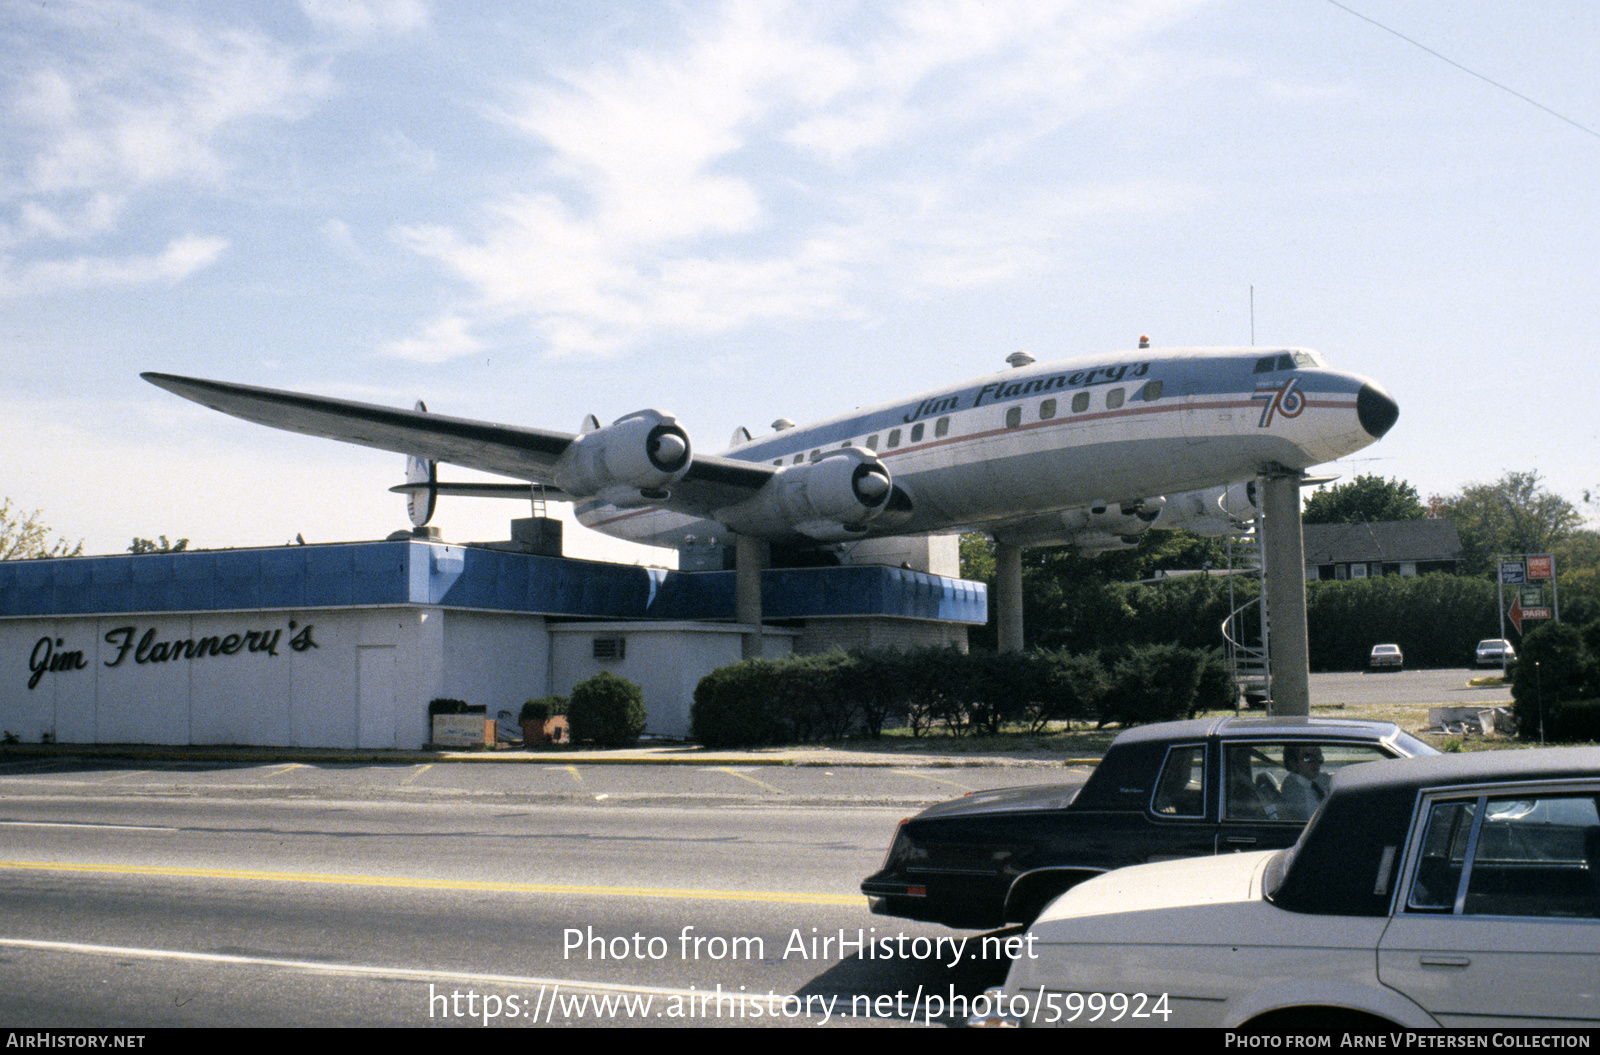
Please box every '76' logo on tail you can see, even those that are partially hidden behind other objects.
[1252,377,1305,427]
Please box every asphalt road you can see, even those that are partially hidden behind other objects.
[0,760,1083,1028]
[0,669,1512,1029]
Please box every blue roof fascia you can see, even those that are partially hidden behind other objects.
[0,542,987,624]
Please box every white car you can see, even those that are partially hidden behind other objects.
[1368,643,1403,671]
[1475,638,1516,667]
[989,749,1600,1028]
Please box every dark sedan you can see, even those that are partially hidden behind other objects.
[860,715,1436,928]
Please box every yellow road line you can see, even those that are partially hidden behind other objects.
[0,860,858,906]
[260,763,307,779]
[893,769,976,792]
[712,767,786,794]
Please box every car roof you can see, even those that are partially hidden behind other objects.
[1332,746,1600,797]
[1270,746,1599,918]
[1081,717,1421,814]
[1108,715,1405,747]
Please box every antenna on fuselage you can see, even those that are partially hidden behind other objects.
[1006,351,1034,369]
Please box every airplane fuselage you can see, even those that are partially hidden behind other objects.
[575,347,1397,550]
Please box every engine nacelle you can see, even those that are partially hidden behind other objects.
[553,409,691,506]
[1149,482,1258,536]
[717,448,893,541]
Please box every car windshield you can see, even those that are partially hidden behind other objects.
[1392,730,1438,757]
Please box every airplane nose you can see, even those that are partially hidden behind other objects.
[1357,382,1399,439]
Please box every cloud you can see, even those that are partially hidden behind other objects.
[299,0,429,36]
[388,0,1208,361]
[6,5,330,198]
[380,313,484,364]
[0,233,228,298]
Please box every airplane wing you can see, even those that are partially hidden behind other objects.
[141,372,774,516]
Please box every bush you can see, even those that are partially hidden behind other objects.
[692,660,791,748]
[567,671,646,746]
[688,645,1196,746]
[1035,650,1109,729]
[1099,644,1204,726]
[519,696,564,723]
[1511,619,1600,742]
[1545,699,1600,742]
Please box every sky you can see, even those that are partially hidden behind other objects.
[3,0,1597,565]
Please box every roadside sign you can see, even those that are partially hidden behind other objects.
[1520,586,1544,607]
[1509,597,1554,634]
[1499,560,1526,585]
[1528,554,1555,579]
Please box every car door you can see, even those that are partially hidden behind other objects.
[1141,742,1220,861]
[1217,739,1396,854]
[1377,786,1600,1027]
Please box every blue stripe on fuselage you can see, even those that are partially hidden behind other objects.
[723,350,1338,463]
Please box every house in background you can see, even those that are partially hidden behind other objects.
[1303,520,1463,581]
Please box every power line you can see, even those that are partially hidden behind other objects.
[1327,0,1600,141]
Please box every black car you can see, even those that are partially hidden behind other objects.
[860,715,1437,929]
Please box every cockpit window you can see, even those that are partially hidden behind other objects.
[1256,351,1324,373]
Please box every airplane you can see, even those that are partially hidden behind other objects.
[141,344,1397,565]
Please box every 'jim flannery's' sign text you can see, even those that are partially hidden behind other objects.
[27,620,318,690]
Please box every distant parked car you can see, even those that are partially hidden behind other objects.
[1369,643,1403,671]
[860,716,1434,929]
[989,748,1600,1028]
[1475,638,1515,667]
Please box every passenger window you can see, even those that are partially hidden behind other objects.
[792,454,804,465]
[1408,800,1475,912]
[1225,742,1392,822]
[1402,790,1600,918]
[865,435,878,450]
[1040,399,1056,420]
[1106,388,1125,410]
[886,429,901,448]
[1141,381,1163,401]
[934,417,949,438]
[809,449,820,462]
[910,423,924,442]
[1153,745,1206,818]
[1005,406,1022,428]
[1071,391,1090,413]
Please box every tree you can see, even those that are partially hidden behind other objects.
[129,536,189,554]
[0,498,83,560]
[958,532,995,581]
[1302,475,1425,524]
[1446,471,1584,577]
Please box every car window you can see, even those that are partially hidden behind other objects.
[1152,745,1206,818]
[1224,741,1394,822]
[1405,791,1600,918]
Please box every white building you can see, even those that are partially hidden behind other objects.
[1,540,984,748]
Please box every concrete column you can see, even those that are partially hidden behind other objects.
[1260,469,1310,716]
[996,541,1024,653]
[735,533,764,659]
